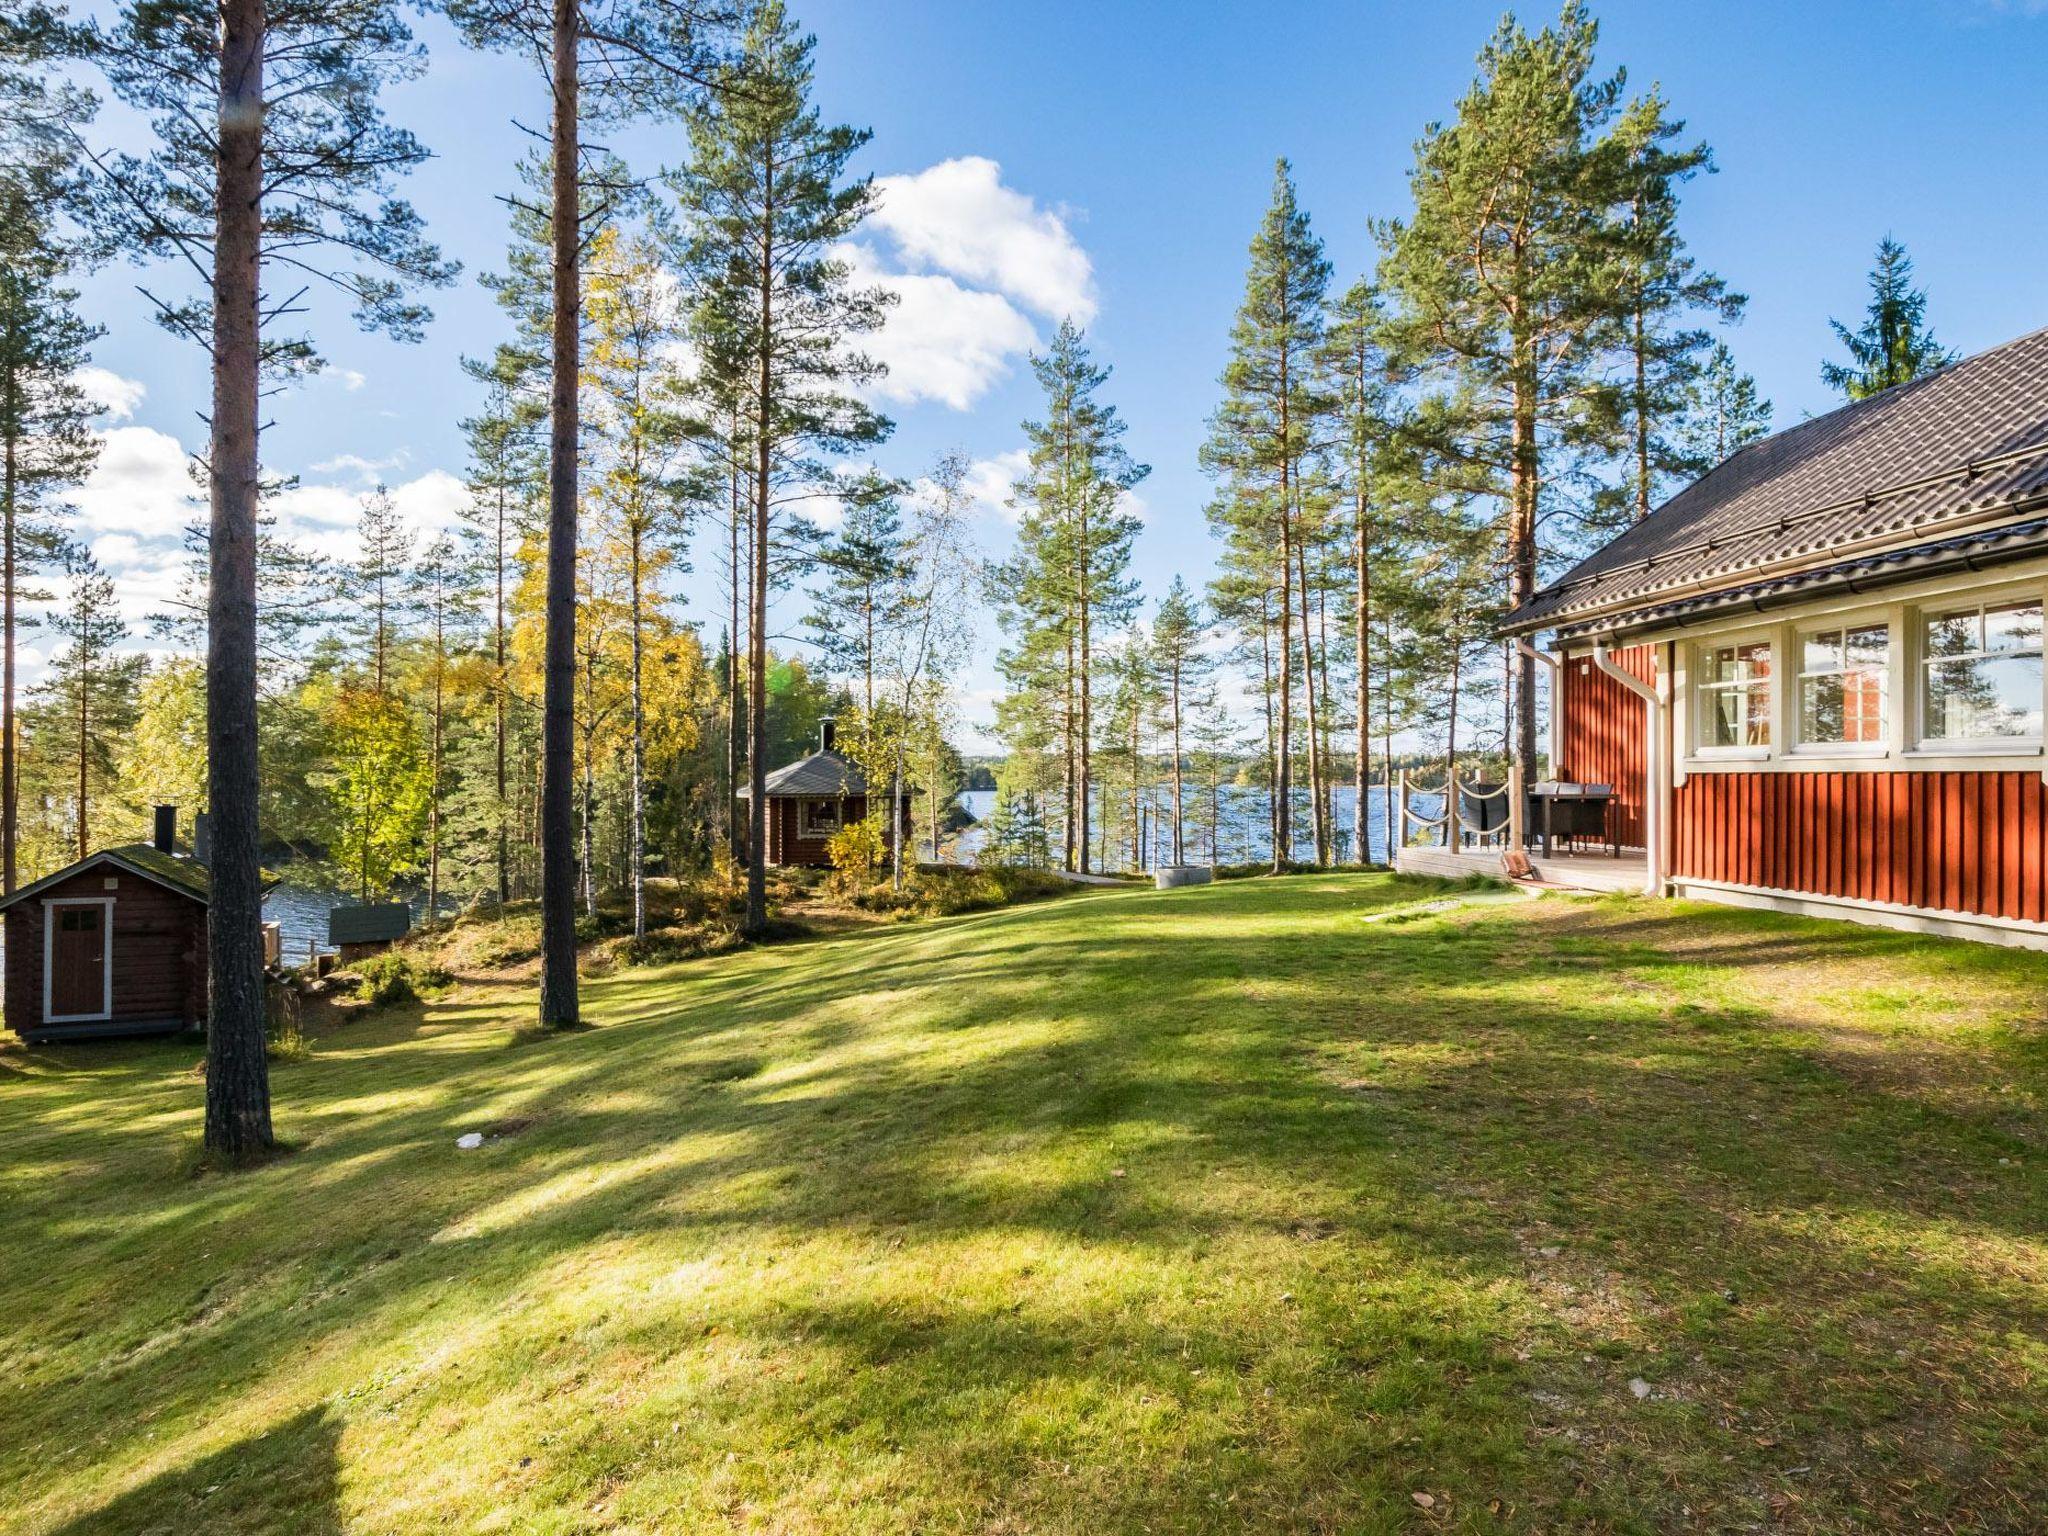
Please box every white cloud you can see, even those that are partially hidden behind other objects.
[73,367,147,422]
[390,469,469,540]
[309,451,409,481]
[961,448,1031,523]
[871,157,1096,325]
[336,368,367,391]
[72,426,198,538]
[840,243,1038,411]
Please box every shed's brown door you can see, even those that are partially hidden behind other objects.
[50,905,107,1018]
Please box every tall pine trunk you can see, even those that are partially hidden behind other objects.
[1509,344,1539,792]
[75,633,88,859]
[726,417,742,862]
[429,601,443,921]
[1353,486,1371,865]
[1076,511,1092,876]
[1296,522,1326,865]
[537,0,581,1028]
[1274,521,1293,870]
[629,524,646,939]
[3,413,16,895]
[1169,662,1183,864]
[493,485,509,904]
[742,147,773,938]
[203,0,273,1159]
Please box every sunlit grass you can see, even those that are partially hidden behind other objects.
[1,875,2044,1533]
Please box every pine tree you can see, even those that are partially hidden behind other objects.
[994,322,1146,873]
[1611,89,1744,521]
[412,535,472,923]
[806,471,912,722]
[1202,160,1332,868]
[586,229,691,938]
[1822,236,1957,400]
[0,235,99,896]
[27,544,142,861]
[1150,577,1209,866]
[1376,0,1628,793]
[82,0,453,1161]
[444,0,727,1027]
[673,0,891,936]
[349,486,417,694]
[1677,341,1772,471]
[458,350,543,905]
[1324,280,1400,865]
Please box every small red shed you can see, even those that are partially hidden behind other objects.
[0,812,212,1043]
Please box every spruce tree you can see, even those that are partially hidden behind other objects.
[1822,236,1957,400]
[674,0,890,935]
[83,0,453,1159]
[1202,159,1331,868]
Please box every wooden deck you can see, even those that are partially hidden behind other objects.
[1394,843,1652,895]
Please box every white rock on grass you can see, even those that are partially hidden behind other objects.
[456,1132,485,1150]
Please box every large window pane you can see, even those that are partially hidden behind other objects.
[1920,601,2044,742]
[1700,639,1772,748]
[1797,623,1887,745]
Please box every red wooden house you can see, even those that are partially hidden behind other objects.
[738,719,916,869]
[0,808,212,1042]
[1487,325,2048,949]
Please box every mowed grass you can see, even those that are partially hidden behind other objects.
[2,875,2045,1534]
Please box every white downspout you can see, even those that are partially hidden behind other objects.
[1510,639,1562,855]
[1592,636,1664,898]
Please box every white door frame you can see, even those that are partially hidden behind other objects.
[42,896,114,1024]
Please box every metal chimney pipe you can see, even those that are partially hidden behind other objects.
[820,717,837,753]
[152,804,176,854]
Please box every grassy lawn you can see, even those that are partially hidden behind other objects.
[2,874,2044,1534]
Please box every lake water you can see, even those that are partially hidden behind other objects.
[950,784,1444,868]
[263,874,455,963]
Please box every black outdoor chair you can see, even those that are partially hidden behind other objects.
[1458,781,1509,848]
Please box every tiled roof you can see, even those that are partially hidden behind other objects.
[1505,326,2048,634]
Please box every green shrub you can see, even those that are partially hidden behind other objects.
[352,952,450,1007]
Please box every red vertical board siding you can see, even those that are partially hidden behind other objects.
[1559,646,1655,848]
[1673,768,2045,922]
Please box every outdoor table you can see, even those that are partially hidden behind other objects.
[1524,781,1618,858]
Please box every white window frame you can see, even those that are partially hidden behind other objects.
[42,895,114,1024]
[1914,596,2046,754]
[800,798,845,839]
[1792,619,1891,757]
[1692,630,1776,760]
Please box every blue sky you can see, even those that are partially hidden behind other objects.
[64,0,2048,745]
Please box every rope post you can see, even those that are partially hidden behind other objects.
[1396,770,1410,852]
[1507,758,1524,853]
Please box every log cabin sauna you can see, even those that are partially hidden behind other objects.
[738,718,917,869]
[0,807,220,1042]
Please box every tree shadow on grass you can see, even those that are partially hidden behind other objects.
[46,1405,342,1536]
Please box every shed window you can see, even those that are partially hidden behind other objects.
[1798,624,1888,745]
[800,799,844,838]
[1698,639,1772,749]
[1920,600,2043,743]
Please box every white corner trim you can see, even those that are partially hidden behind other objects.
[1670,877,2048,952]
[41,895,115,1023]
